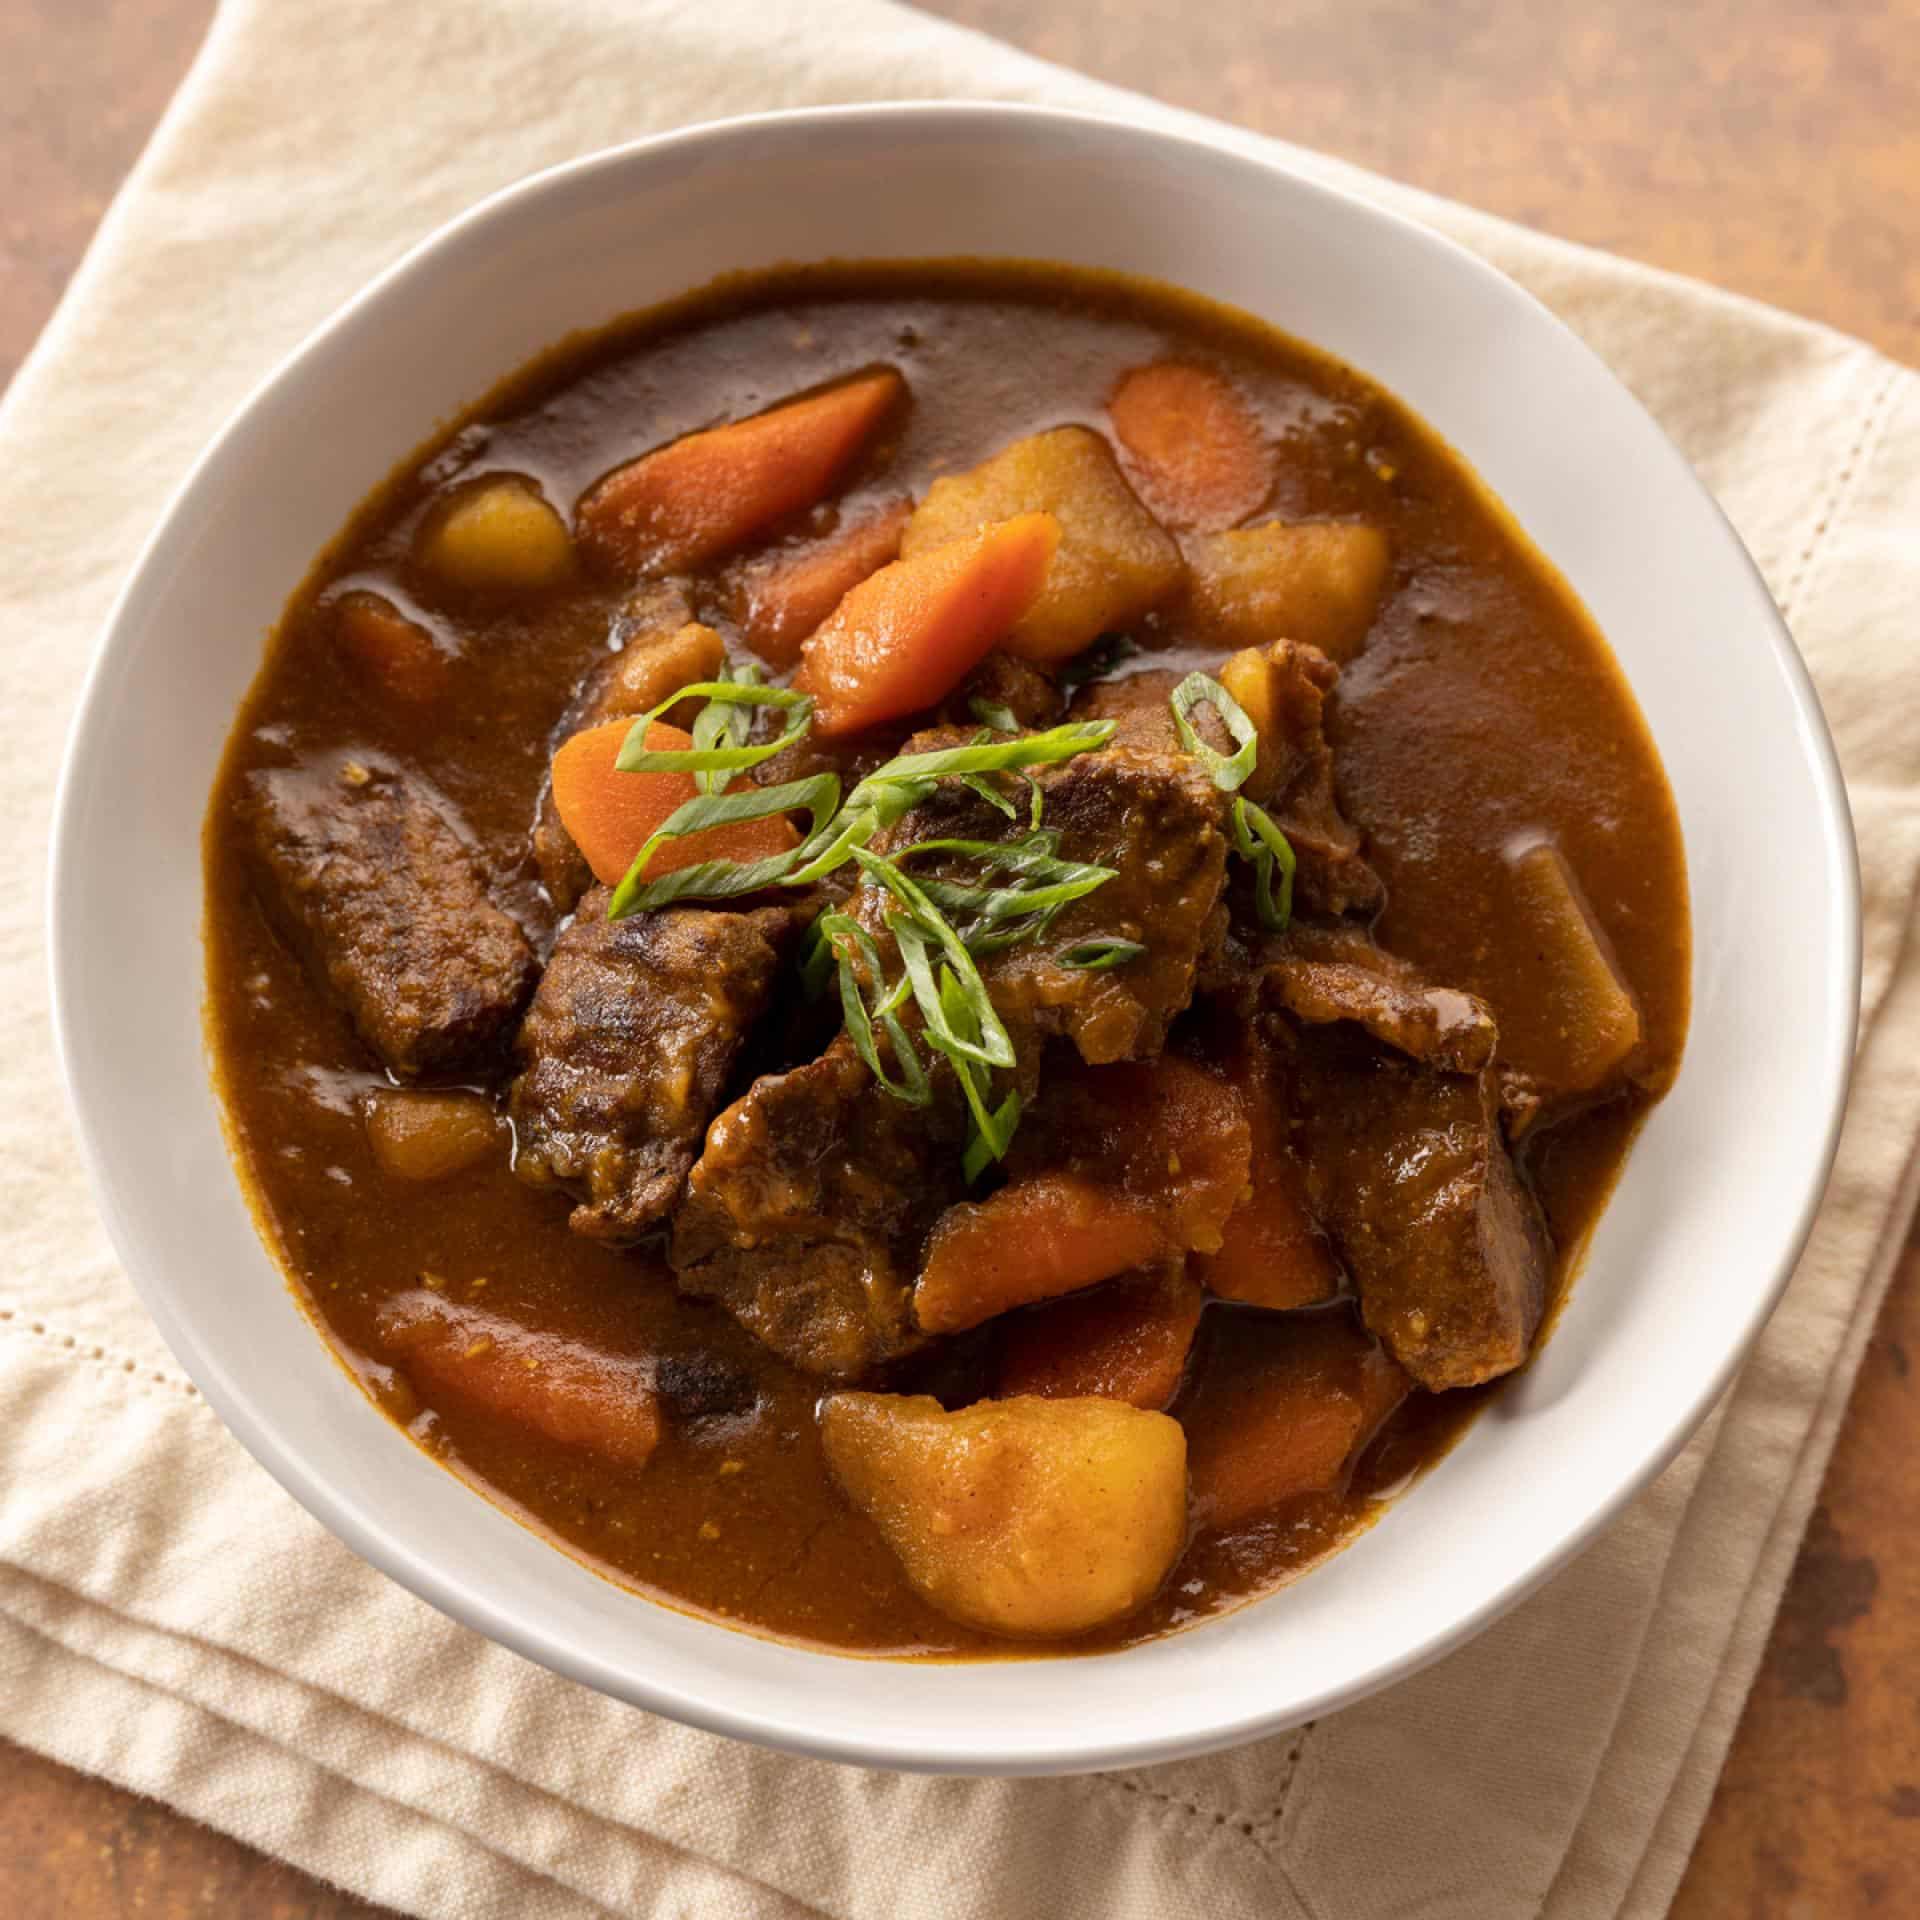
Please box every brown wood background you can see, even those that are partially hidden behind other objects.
[5,1,1917,1913]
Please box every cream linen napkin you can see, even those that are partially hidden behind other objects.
[4,1,1917,1914]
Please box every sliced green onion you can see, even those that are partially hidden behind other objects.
[854,854,1014,1070]
[1231,796,1297,931]
[850,719,1116,794]
[615,680,812,780]
[689,660,770,795]
[961,1091,1022,1182]
[821,911,931,1106]
[1058,936,1147,971]
[606,773,840,919]
[1170,672,1259,793]
[968,697,1022,734]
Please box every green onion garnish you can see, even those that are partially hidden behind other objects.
[968,697,1022,734]
[615,678,813,781]
[1231,797,1297,932]
[687,659,771,795]
[1169,672,1259,793]
[1059,936,1147,971]
[606,773,841,919]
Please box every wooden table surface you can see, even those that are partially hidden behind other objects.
[6,2,1917,1913]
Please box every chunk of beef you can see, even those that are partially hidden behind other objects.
[858,732,1230,1065]
[509,892,795,1243]
[670,1034,966,1379]
[943,650,1063,731]
[1072,650,1382,917]
[1288,1022,1551,1391]
[1258,639,1384,916]
[245,754,537,1078]
[1263,950,1495,1074]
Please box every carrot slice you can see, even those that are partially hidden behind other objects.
[549,718,798,889]
[916,1174,1161,1335]
[997,1268,1205,1410]
[333,591,447,704]
[576,369,904,575]
[1193,1050,1342,1311]
[378,1292,661,1468]
[732,500,912,668]
[800,513,1060,737]
[1109,362,1272,530]
[916,1053,1250,1336]
[1183,1315,1409,1530]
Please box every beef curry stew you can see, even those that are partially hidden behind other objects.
[204,262,1688,1655]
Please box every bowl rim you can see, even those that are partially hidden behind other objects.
[47,98,1862,1774]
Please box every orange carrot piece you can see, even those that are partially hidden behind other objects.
[333,590,447,703]
[915,1174,1161,1335]
[1183,1316,1407,1530]
[576,369,904,575]
[549,718,797,889]
[733,500,912,668]
[1109,362,1272,531]
[1193,1052,1342,1311]
[378,1291,661,1467]
[997,1268,1205,1410]
[800,513,1060,737]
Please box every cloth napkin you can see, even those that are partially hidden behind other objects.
[5,1,1918,1914]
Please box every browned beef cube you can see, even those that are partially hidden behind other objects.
[1289,1023,1551,1391]
[245,754,537,1078]
[857,731,1230,1066]
[670,1035,966,1380]
[509,891,795,1243]
[1072,650,1382,917]
[1258,922,1497,1074]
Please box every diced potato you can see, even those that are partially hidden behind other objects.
[419,477,575,591]
[1216,644,1291,803]
[916,1175,1161,1334]
[1182,1316,1406,1530]
[1191,1047,1342,1312]
[902,427,1182,663]
[378,1291,662,1467]
[997,1268,1204,1410]
[333,591,448,704]
[1108,362,1272,530]
[593,621,726,726]
[1509,841,1644,1091]
[1185,520,1389,662]
[820,1392,1187,1637]
[363,1088,503,1181]
[731,500,912,668]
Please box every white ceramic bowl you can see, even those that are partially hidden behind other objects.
[49,103,1858,1774]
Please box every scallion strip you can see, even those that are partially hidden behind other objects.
[1170,672,1259,793]
[1058,936,1146,971]
[1231,797,1298,932]
[615,680,812,778]
[606,773,840,919]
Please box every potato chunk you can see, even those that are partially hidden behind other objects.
[420,477,574,591]
[821,1392,1187,1637]
[592,620,726,727]
[363,1088,503,1181]
[902,427,1182,663]
[1185,520,1389,662]
[1509,840,1644,1091]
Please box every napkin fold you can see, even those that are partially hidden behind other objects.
[4,2,1917,1915]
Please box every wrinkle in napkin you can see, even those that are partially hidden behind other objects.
[3,2,1917,1917]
